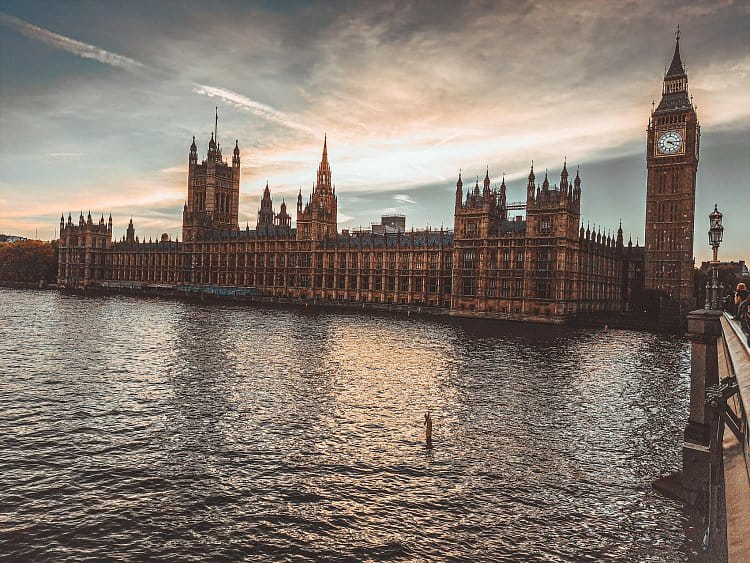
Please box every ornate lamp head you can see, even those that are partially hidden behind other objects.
[708,204,723,247]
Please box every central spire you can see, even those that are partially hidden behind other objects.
[214,106,218,143]
[316,135,332,193]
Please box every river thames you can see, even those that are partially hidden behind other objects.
[0,288,699,560]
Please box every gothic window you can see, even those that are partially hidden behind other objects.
[466,222,477,236]
[462,249,477,269]
[537,250,551,270]
[461,277,476,296]
[540,217,552,234]
[536,282,550,299]
[500,278,509,297]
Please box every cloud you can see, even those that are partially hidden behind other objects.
[0,11,146,72]
[0,12,311,139]
[393,194,416,204]
[1,1,748,262]
[193,84,316,136]
[159,166,184,175]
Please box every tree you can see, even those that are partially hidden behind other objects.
[0,240,59,283]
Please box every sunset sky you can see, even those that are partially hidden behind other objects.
[0,0,748,262]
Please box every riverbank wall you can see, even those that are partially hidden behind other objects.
[1,281,670,333]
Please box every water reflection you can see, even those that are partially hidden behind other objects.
[0,289,694,561]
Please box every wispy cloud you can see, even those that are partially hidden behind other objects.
[0,11,146,71]
[394,194,416,204]
[193,84,315,135]
[49,153,85,157]
[0,11,318,141]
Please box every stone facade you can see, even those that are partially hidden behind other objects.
[58,133,641,322]
[61,35,725,321]
[644,31,700,315]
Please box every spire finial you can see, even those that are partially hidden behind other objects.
[675,24,680,42]
[214,106,218,143]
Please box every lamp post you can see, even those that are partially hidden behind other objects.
[704,204,724,310]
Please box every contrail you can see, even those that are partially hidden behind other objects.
[193,84,315,135]
[0,11,315,134]
[0,11,146,71]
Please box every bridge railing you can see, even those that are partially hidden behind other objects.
[680,309,749,560]
[718,313,749,561]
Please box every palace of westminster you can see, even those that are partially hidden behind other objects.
[57,34,699,322]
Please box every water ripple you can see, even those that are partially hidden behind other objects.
[0,288,695,561]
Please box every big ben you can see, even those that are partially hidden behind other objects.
[645,29,699,313]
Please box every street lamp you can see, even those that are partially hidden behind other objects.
[705,204,724,310]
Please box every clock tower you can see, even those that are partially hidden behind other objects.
[644,29,700,313]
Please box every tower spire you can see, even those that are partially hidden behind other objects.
[665,26,686,78]
[214,106,218,143]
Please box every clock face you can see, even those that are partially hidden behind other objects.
[657,130,683,155]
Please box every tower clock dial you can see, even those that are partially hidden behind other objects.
[657,130,684,155]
